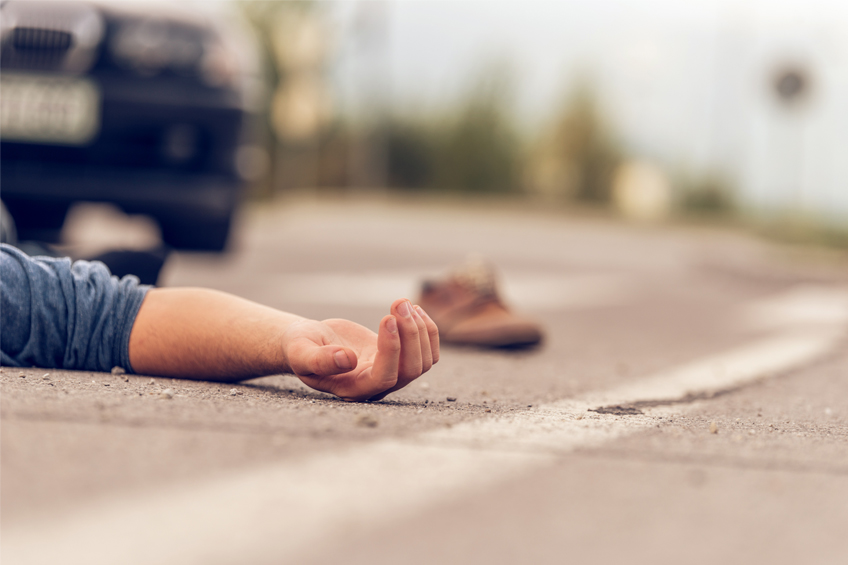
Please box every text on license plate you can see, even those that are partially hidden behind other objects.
[0,73,100,145]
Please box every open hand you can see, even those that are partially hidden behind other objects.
[281,299,440,401]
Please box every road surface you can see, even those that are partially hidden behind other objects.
[3,196,847,564]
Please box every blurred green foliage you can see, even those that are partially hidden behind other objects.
[383,120,436,189]
[756,214,848,249]
[432,69,521,193]
[677,173,735,215]
[237,1,317,197]
[238,2,613,199]
[380,65,521,193]
[381,75,617,198]
[531,82,622,204]
[569,92,621,204]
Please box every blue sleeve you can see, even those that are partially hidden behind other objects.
[1,243,151,372]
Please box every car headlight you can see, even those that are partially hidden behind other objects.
[199,36,239,88]
[109,18,204,77]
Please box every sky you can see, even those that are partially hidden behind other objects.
[170,0,846,219]
[325,0,848,219]
[329,1,845,118]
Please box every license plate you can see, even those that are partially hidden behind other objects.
[1,73,100,145]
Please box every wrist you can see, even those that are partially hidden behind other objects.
[275,317,316,375]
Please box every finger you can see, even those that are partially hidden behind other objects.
[392,298,422,379]
[411,305,433,373]
[369,301,426,401]
[356,314,401,400]
[287,338,357,377]
[335,315,400,402]
[415,305,440,364]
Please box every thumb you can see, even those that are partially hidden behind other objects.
[287,339,357,376]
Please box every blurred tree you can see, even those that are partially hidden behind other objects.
[239,1,297,92]
[238,1,328,195]
[384,120,437,189]
[238,1,288,197]
[434,64,521,193]
[678,173,735,216]
[376,63,521,193]
[528,80,621,204]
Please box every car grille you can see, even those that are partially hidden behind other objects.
[4,27,74,69]
[0,0,103,73]
[13,27,73,51]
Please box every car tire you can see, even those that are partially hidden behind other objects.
[3,199,69,243]
[159,214,233,252]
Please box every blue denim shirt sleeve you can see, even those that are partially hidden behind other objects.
[1,243,151,372]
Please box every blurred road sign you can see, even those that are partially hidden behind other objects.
[773,67,809,105]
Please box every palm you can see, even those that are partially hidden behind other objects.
[282,299,439,402]
[320,318,379,377]
[285,319,390,401]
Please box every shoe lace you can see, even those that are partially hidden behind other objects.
[451,257,498,297]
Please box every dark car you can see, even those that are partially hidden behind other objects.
[0,0,260,251]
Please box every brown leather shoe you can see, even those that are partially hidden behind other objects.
[417,260,544,348]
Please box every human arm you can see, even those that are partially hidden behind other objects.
[1,244,147,371]
[128,288,439,401]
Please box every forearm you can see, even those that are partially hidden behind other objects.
[128,288,305,381]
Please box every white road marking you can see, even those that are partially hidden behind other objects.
[582,327,845,409]
[3,287,846,565]
[739,285,848,330]
[266,270,633,311]
[423,328,845,453]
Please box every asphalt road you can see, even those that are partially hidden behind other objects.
[3,196,848,565]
